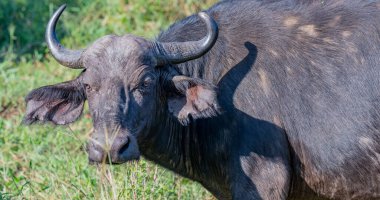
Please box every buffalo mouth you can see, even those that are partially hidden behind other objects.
[88,156,140,165]
[87,149,141,165]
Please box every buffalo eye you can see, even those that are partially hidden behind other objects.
[84,83,93,93]
[135,75,155,94]
[142,76,153,88]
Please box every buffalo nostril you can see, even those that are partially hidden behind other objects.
[118,137,130,156]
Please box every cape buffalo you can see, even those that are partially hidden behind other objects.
[24,1,380,199]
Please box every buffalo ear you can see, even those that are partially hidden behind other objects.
[167,75,221,126]
[23,78,86,125]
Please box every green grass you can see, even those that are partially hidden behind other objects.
[0,0,217,199]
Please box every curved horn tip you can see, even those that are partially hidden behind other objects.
[46,4,84,69]
[58,4,67,12]
[46,5,66,35]
[198,11,218,39]
[197,12,217,26]
[198,12,210,20]
[52,4,67,20]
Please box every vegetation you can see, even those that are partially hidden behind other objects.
[0,0,217,199]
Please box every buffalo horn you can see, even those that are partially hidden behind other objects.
[46,4,84,69]
[154,12,218,65]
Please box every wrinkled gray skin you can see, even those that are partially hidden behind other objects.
[24,0,380,199]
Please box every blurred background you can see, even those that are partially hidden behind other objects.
[0,0,217,199]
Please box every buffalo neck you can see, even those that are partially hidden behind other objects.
[139,107,233,196]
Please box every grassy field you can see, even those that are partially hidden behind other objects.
[0,0,217,199]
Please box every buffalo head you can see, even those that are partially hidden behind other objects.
[24,5,220,164]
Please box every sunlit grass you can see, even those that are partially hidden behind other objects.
[0,0,217,199]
